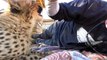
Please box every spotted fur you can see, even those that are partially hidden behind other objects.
[0,0,46,60]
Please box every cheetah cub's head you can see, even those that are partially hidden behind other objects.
[7,0,45,20]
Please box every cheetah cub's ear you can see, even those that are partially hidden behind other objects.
[36,0,45,8]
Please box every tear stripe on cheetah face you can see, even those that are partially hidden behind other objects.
[0,0,43,60]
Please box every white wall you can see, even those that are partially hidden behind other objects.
[0,0,9,12]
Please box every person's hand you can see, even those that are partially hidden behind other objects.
[48,0,57,2]
[32,34,41,39]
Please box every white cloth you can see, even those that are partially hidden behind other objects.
[46,1,59,16]
[105,20,107,28]
[68,51,90,60]
[77,27,94,43]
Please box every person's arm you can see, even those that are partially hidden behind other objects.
[48,0,89,20]
[48,0,107,25]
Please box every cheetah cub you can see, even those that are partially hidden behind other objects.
[0,0,46,60]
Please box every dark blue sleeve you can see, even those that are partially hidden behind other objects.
[50,0,90,20]
[50,0,107,25]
